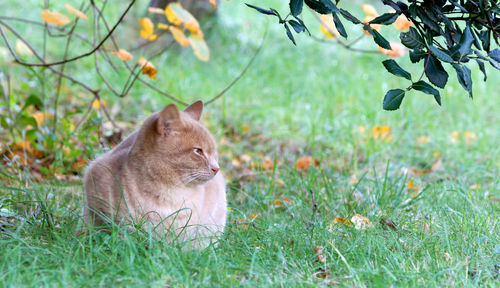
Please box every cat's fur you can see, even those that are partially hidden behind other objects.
[83,101,226,244]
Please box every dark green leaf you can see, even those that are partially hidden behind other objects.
[383,89,405,111]
[409,49,427,63]
[488,59,500,70]
[22,94,42,111]
[318,0,338,13]
[479,30,490,52]
[17,115,38,130]
[284,23,296,45]
[381,0,401,13]
[382,59,412,81]
[400,27,425,49]
[429,46,453,63]
[475,59,487,81]
[489,49,500,62]
[293,16,311,35]
[452,63,473,97]
[304,0,331,14]
[365,25,391,49]
[332,12,347,38]
[369,12,399,25]
[412,80,441,106]
[458,25,474,57]
[288,20,305,33]
[289,0,303,17]
[416,7,440,32]
[424,54,448,88]
[245,4,278,16]
[338,8,360,24]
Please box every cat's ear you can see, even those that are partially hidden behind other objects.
[156,104,181,135]
[184,100,203,121]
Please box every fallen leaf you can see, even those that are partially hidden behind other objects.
[444,251,452,261]
[71,158,87,171]
[241,124,250,133]
[270,197,292,208]
[361,4,378,17]
[372,126,392,142]
[137,56,157,79]
[314,245,327,263]
[296,156,319,171]
[351,214,373,230]
[464,131,477,144]
[65,4,88,20]
[188,34,209,61]
[41,9,70,26]
[350,174,358,184]
[450,131,460,143]
[139,18,158,41]
[379,218,397,231]
[410,158,442,176]
[111,49,133,61]
[319,14,340,38]
[333,217,352,225]
[378,42,407,57]
[416,135,431,144]
[469,184,481,190]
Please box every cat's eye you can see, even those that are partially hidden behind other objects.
[193,148,204,156]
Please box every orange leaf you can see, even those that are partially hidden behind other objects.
[92,99,106,110]
[464,131,477,144]
[65,4,88,20]
[158,24,189,47]
[41,9,70,26]
[71,158,87,171]
[410,158,442,176]
[319,14,340,38]
[333,217,352,225]
[393,14,412,31]
[361,4,378,17]
[137,56,157,79]
[188,34,210,61]
[377,42,407,58]
[139,18,158,41]
[165,3,202,35]
[372,126,392,142]
[111,49,133,61]
[209,0,216,8]
[416,135,431,144]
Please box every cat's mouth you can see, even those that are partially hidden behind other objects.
[182,171,217,186]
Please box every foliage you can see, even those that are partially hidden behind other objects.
[246,0,500,110]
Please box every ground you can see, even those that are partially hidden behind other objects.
[0,0,499,286]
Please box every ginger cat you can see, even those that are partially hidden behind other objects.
[83,101,226,245]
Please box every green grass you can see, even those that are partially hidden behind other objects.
[1,0,499,286]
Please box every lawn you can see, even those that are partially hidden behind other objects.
[1,0,499,286]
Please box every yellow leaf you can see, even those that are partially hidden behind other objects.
[137,56,157,79]
[188,34,210,61]
[15,40,33,56]
[372,126,392,142]
[464,131,477,144]
[92,99,106,110]
[209,0,216,8]
[148,7,165,14]
[361,4,378,17]
[165,3,202,35]
[41,9,70,26]
[241,124,250,133]
[319,14,340,38]
[351,214,373,230]
[158,24,189,47]
[270,197,292,208]
[64,4,88,20]
[362,16,382,35]
[469,183,480,190]
[450,130,460,143]
[416,135,431,144]
[111,49,133,61]
[333,217,352,225]
[139,18,158,41]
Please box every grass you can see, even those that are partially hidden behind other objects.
[1,0,499,286]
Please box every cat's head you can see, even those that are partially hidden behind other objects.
[134,101,220,186]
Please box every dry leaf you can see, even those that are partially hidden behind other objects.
[464,131,477,144]
[314,246,326,263]
[372,126,392,142]
[469,184,481,190]
[333,217,352,225]
[319,14,340,38]
[444,251,452,261]
[351,214,373,230]
[450,131,460,143]
[296,156,319,171]
[188,34,209,61]
[137,56,157,79]
[41,9,70,26]
[361,4,378,17]
[270,197,292,208]
[379,218,398,231]
[139,18,158,41]
[241,124,250,133]
[111,49,133,61]
[378,42,407,57]
[65,4,87,20]
[71,158,87,171]
[350,174,358,184]
[410,158,442,176]
[92,99,106,110]
[209,0,216,9]
[416,135,431,144]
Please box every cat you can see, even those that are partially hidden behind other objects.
[83,101,226,246]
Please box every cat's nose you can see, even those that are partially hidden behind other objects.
[211,167,219,175]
